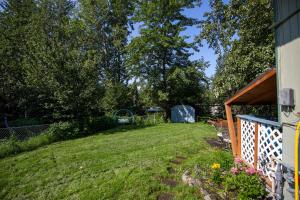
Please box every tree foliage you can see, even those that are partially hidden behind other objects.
[198,0,275,103]
[127,0,208,117]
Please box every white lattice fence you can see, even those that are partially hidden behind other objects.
[257,123,283,178]
[241,119,256,166]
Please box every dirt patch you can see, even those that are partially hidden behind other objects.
[170,156,186,164]
[157,193,174,200]
[161,178,178,187]
[170,159,182,164]
[205,138,226,149]
[167,166,175,174]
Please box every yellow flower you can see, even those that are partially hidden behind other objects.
[211,163,221,169]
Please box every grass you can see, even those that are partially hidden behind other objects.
[0,123,232,200]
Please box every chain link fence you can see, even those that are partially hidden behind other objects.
[0,124,49,141]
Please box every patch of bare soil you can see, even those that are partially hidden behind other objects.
[157,193,174,200]
[170,156,186,164]
[161,177,178,187]
[205,138,226,149]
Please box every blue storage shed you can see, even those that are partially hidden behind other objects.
[171,105,195,123]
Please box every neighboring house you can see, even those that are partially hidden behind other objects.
[171,105,195,123]
[225,0,300,199]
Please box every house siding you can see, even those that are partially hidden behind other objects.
[275,0,300,199]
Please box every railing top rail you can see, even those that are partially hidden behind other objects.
[237,115,281,127]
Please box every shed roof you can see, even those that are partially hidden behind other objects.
[225,68,277,105]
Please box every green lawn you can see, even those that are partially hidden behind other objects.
[0,123,230,200]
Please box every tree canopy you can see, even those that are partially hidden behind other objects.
[0,0,275,123]
[127,0,208,117]
[198,0,275,104]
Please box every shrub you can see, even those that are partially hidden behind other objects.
[87,116,117,133]
[224,172,267,199]
[134,114,164,126]
[47,121,80,140]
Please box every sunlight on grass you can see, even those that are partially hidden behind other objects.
[0,123,231,200]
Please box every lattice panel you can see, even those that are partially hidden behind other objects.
[241,119,256,166]
[257,124,282,178]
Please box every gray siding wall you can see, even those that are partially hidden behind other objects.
[275,0,300,199]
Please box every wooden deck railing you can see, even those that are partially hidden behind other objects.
[236,115,282,181]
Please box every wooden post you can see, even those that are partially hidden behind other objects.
[253,123,259,169]
[225,104,237,156]
[237,117,241,157]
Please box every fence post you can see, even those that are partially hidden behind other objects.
[254,122,259,169]
[237,117,241,157]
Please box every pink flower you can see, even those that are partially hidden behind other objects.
[234,157,242,164]
[246,167,256,175]
[230,167,238,175]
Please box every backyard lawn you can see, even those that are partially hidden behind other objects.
[0,123,231,200]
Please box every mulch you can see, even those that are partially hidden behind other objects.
[157,193,174,200]
[161,177,178,187]
[170,155,186,165]
[205,138,227,149]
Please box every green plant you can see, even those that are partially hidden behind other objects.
[47,122,80,140]
[212,168,222,184]
[87,116,117,133]
[212,151,233,170]
[223,172,267,199]
[134,114,165,126]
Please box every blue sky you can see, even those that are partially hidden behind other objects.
[129,1,218,78]
[181,1,217,78]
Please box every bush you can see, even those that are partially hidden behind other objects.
[87,116,117,133]
[47,121,81,140]
[224,172,267,199]
[191,152,266,199]
[134,114,164,126]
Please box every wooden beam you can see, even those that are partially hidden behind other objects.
[237,117,241,157]
[253,123,259,169]
[225,104,238,156]
[247,90,275,105]
[225,68,276,105]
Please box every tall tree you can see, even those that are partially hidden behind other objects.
[79,0,134,112]
[0,0,37,117]
[127,0,207,118]
[25,0,104,120]
[198,0,275,102]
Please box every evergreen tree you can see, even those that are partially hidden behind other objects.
[79,0,134,112]
[127,0,207,118]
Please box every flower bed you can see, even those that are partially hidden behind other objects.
[188,156,267,199]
